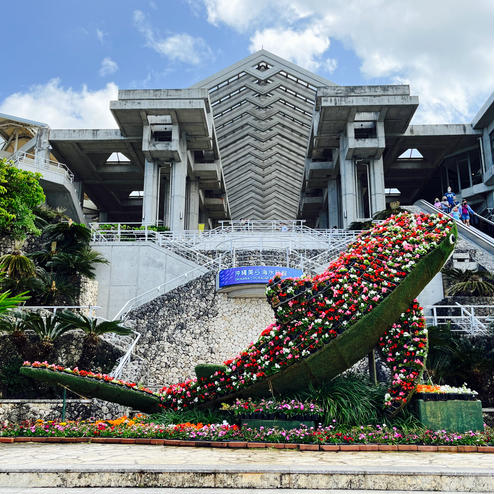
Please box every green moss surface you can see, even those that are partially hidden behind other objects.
[20,367,161,413]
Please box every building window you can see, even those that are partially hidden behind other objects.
[354,121,376,139]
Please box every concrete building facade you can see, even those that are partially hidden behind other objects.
[1,50,493,230]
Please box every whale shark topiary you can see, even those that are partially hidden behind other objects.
[21,212,456,414]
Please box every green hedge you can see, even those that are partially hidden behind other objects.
[195,363,227,380]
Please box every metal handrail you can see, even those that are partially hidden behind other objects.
[415,199,494,252]
[113,259,216,320]
[424,304,493,335]
[11,151,74,183]
[111,330,142,379]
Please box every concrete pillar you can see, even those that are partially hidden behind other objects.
[327,178,340,228]
[187,179,200,230]
[142,158,159,225]
[169,136,187,231]
[34,127,50,164]
[339,139,357,228]
[369,157,386,215]
[161,178,170,227]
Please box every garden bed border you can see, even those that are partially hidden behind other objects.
[0,436,492,452]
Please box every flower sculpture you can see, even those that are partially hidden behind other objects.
[21,212,456,415]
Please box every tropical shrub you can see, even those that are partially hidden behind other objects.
[426,324,494,406]
[442,268,494,296]
[1,220,108,305]
[293,374,386,426]
[0,158,45,238]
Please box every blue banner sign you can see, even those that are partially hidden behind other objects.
[218,266,303,288]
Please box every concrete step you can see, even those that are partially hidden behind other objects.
[0,490,490,494]
[0,464,492,491]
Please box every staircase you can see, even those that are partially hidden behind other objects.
[412,200,494,257]
[90,223,361,320]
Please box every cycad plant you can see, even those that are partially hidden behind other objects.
[0,289,29,314]
[0,250,37,281]
[33,204,68,230]
[443,268,494,296]
[57,310,132,368]
[42,220,91,253]
[42,247,108,279]
[0,309,31,359]
[24,312,72,360]
[293,373,386,426]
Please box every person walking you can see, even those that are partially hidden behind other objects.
[460,199,474,226]
[444,186,457,209]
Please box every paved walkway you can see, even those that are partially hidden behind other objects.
[0,442,493,470]
[0,443,493,492]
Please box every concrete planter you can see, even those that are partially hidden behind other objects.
[414,398,484,432]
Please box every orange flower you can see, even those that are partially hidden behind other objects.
[416,384,441,393]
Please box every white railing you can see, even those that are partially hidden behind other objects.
[414,200,494,253]
[113,260,216,321]
[11,151,74,183]
[425,304,493,335]
[89,222,362,249]
[110,330,142,380]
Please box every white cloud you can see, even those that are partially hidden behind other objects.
[200,0,494,123]
[99,57,119,77]
[322,58,338,74]
[133,9,213,65]
[0,79,119,129]
[96,28,106,44]
[249,27,329,72]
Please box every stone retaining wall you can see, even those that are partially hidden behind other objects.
[127,272,275,386]
[0,399,127,422]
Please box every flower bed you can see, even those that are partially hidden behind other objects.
[1,417,492,447]
[222,399,324,421]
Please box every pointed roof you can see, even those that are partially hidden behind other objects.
[190,49,336,89]
[191,50,336,219]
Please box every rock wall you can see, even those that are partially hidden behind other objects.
[0,399,127,422]
[77,276,99,308]
[127,272,275,387]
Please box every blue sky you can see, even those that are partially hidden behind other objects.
[1,0,492,128]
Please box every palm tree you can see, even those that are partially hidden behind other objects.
[443,268,494,296]
[57,310,132,368]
